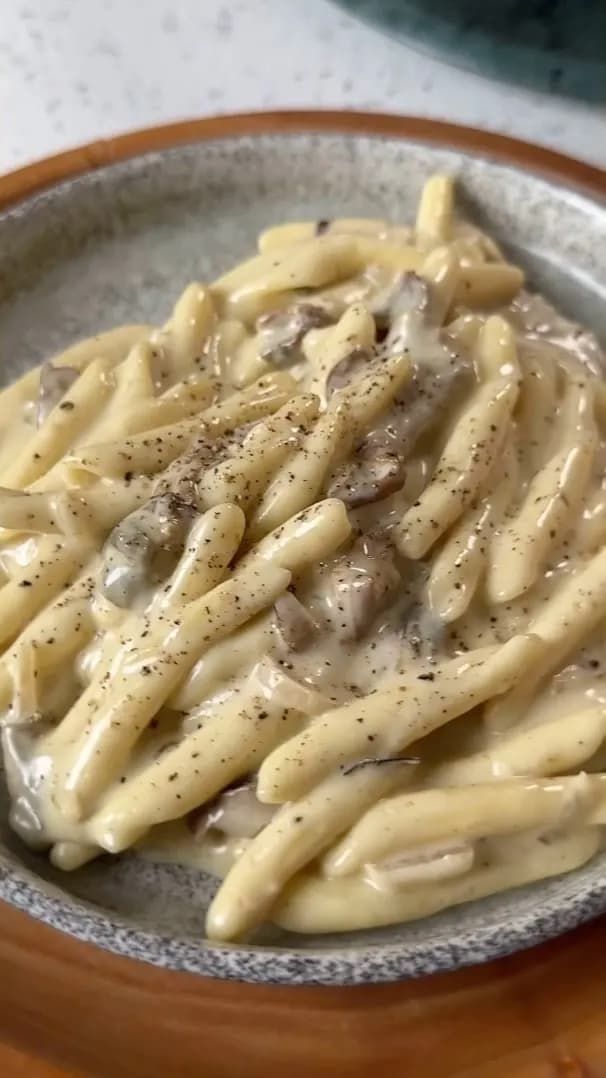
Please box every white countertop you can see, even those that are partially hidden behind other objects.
[1,0,605,175]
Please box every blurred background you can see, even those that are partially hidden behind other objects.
[1,0,605,173]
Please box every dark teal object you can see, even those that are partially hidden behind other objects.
[332,0,606,102]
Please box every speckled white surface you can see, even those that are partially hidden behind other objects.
[1,0,605,174]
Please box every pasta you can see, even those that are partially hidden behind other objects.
[1,174,606,946]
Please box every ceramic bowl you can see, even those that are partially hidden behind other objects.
[0,114,604,984]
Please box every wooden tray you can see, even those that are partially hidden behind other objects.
[0,899,605,1077]
[0,113,604,1078]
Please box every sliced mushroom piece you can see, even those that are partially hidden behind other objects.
[325,346,372,396]
[372,354,471,461]
[154,425,250,503]
[398,362,467,447]
[365,841,475,891]
[384,307,437,362]
[327,350,469,508]
[301,265,393,324]
[405,602,448,661]
[326,338,471,511]
[36,363,79,427]
[153,436,217,504]
[249,656,330,716]
[507,289,605,378]
[272,591,317,652]
[327,452,405,508]
[373,308,473,462]
[321,536,401,641]
[101,493,197,607]
[371,272,430,338]
[189,780,276,840]
[256,303,332,366]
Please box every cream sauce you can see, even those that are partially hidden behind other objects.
[0,210,605,936]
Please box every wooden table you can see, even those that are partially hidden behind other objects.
[1,901,604,1078]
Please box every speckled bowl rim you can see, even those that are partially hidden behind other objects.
[0,112,604,985]
[4,852,606,985]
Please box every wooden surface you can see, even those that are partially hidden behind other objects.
[0,113,604,1077]
[1,899,606,1078]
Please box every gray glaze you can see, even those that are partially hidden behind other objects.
[0,133,605,985]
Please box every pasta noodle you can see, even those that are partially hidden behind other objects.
[1,174,605,945]
[273,830,600,934]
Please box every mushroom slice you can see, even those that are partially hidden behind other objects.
[370,272,430,337]
[321,536,401,641]
[189,779,276,840]
[325,347,372,396]
[327,452,405,508]
[256,303,332,366]
[249,656,330,717]
[272,592,317,652]
[327,345,469,509]
[388,356,470,453]
[384,305,445,363]
[101,493,197,607]
[507,289,605,378]
[405,602,448,661]
[155,425,250,503]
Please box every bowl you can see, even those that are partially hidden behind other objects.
[0,112,605,984]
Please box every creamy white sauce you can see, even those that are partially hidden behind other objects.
[1,214,605,938]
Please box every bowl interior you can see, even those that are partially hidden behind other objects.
[0,130,605,984]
